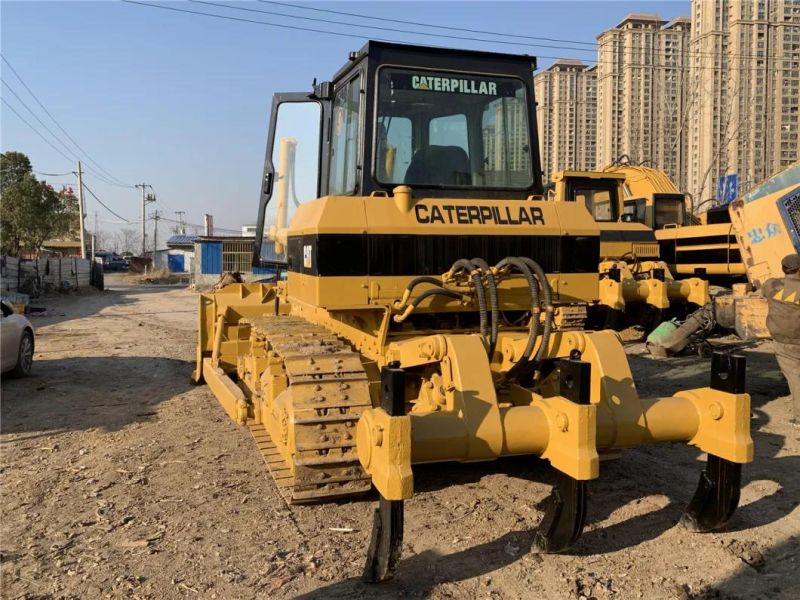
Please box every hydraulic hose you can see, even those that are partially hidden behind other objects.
[410,287,463,308]
[518,257,554,362]
[472,258,499,358]
[496,257,540,363]
[394,276,445,310]
[619,251,641,276]
[448,259,489,345]
[393,287,465,323]
[407,276,444,289]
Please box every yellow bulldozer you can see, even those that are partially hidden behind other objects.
[546,169,708,329]
[193,42,753,582]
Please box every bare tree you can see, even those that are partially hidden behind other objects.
[692,65,755,207]
[94,229,110,252]
[115,228,138,254]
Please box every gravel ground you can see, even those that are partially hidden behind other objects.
[1,276,797,599]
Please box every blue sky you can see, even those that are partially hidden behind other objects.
[1,0,689,240]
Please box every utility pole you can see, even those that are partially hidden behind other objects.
[175,211,186,235]
[92,211,98,258]
[76,161,86,259]
[152,210,161,265]
[135,183,154,256]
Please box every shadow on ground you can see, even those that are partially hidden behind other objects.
[24,282,191,328]
[1,356,194,436]
[296,529,534,599]
[707,536,800,599]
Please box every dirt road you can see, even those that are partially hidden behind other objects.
[2,279,798,599]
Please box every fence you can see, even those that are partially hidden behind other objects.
[1,256,94,296]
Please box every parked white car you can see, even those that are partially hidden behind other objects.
[1,300,34,376]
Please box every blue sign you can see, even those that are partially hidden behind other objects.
[716,174,739,205]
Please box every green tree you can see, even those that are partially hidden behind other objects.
[1,151,80,256]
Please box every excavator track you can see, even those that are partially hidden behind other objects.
[242,315,373,504]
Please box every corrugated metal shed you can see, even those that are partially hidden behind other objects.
[200,241,222,274]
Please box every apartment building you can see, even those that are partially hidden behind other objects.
[596,14,692,190]
[688,0,800,204]
[533,59,597,182]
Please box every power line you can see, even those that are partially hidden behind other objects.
[192,1,598,54]
[98,217,143,225]
[3,79,135,188]
[122,1,798,72]
[263,0,597,47]
[0,54,134,188]
[156,214,241,234]
[263,0,799,64]
[122,0,440,45]
[82,181,135,223]
[2,79,90,168]
[33,170,74,177]
[2,97,76,165]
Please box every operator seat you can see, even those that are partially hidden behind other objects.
[405,145,472,186]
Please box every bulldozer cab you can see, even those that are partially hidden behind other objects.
[253,41,543,267]
[622,193,687,229]
[548,170,662,261]
[547,170,625,222]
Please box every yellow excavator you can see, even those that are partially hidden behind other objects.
[603,162,746,281]
[193,42,753,582]
[729,162,800,287]
[721,162,800,338]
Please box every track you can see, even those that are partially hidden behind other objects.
[243,316,373,504]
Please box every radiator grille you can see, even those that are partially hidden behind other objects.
[780,187,800,249]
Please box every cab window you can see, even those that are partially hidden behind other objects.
[377,116,412,181]
[429,114,468,153]
[623,198,647,223]
[574,187,617,221]
[329,75,361,195]
[653,195,686,228]
[566,179,619,222]
[375,67,532,189]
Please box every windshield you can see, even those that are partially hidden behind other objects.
[375,67,533,189]
[623,198,646,223]
[654,194,685,228]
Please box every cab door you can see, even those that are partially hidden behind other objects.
[253,90,330,268]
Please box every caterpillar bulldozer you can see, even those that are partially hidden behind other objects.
[193,42,753,582]
[546,169,709,329]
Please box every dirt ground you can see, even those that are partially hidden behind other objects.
[1,276,798,600]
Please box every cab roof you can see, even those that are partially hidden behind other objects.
[333,40,538,83]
